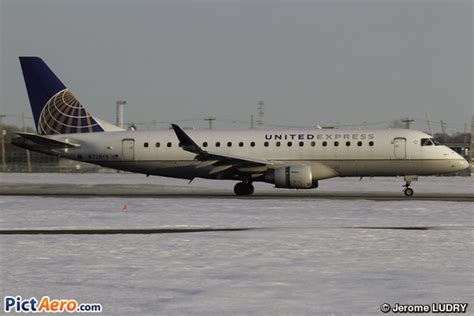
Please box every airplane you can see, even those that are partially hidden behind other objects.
[12,57,469,196]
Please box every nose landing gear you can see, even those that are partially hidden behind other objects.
[403,185,414,197]
[402,175,417,197]
[234,182,254,196]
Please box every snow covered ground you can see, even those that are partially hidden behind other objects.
[0,174,473,315]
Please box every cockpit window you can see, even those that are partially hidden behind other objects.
[432,138,442,145]
[421,138,442,146]
[421,138,433,146]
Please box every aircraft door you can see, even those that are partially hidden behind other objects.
[394,138,406,159]
[122,139,135,160]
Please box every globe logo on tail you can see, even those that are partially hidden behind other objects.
[38,89,103,135]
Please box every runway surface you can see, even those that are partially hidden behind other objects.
[1,174,472,315]
[0,183,472,201]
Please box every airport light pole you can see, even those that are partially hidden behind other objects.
[1,130,5,172]
[204,116,216,130]
[425,112,433,135]
[21,112,32,172]
[470,116,473,164]
[0,114,6,171]
[440,120,447,143]
[256,101,264,127]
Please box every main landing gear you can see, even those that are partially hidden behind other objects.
[402,176,417,197]
[234,182,254,196]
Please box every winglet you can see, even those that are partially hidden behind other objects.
[171,124,271,168]
[171,124,205,155]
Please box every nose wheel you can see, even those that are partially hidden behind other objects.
[402,177,414,197]
[234,182,254,196]
[403,186,414,197]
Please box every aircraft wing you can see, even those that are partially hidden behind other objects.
[15,132,80,148]
[171,124,272,174]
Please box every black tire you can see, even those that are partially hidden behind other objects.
[404,188,414,197]
[234,183,254,196]
[234,183,245,195]
[248,184,254,195]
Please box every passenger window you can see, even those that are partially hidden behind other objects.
[287,141,293,147]
[178,142,182,147]
[346,141,350,146]
[264,141,269,147]
[144,142,149,148]
[167,142,172,147]
[216,142,221,147]
[155,142,160,148]
[239,142,244,147]
[276,141,281,147]
[299,141,304,147]
[334,141,339,147]
[203,142,208,148]
[357,141,362,147]
[250,142,255,147]
[369,141,374,146]
[227,142,232,147]
[322,141,327,147]
[311,141,315,147]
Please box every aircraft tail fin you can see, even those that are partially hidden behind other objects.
[19,57,120,135]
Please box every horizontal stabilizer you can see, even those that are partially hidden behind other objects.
[16,132,80,148]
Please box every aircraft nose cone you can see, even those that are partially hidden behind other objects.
[459,159,470,170]
[452,156,470,172]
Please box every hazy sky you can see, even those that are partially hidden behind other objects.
[1,0,472,133]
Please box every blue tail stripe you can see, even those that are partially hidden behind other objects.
[19,57,66,128]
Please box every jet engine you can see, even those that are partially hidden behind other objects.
[265,164,318,189]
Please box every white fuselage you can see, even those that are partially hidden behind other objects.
[48,128,468,182]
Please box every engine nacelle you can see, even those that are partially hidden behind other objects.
[265,164,317,189]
